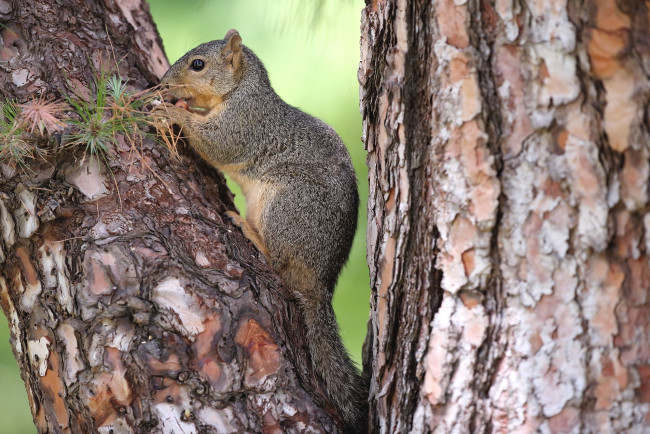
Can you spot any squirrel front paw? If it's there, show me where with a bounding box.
[152,102,192,123]
[225,211,269,258]
[225,210,245,226]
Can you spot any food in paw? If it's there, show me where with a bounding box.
[175,100,190,110]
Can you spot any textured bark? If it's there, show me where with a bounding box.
[361,0,650,432]
[0,1,340,432]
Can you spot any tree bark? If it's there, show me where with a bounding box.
[361,0,650,432]
[0,1,341,432]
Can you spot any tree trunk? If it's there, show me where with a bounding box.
[361,0,650,432]
[0,1,341,432]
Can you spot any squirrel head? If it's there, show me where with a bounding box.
[161,29,246,115]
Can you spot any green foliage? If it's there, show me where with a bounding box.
[106,74,129,105]
[0,70,172,171]
[64,71,163,161]
[0,100,45,171]
[64,91,114,159]
[2,99,20,125]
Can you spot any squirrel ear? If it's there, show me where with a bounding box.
[224,28,239,40]
[222,30,243,71]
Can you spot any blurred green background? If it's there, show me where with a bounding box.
[0,0,367,431]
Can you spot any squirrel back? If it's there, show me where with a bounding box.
[161,31,368,432]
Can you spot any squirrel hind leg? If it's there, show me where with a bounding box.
[276,258,321,298]
[225,211,269,257]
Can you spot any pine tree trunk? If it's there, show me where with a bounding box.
[0,1,340,432]
[361,0,650,432]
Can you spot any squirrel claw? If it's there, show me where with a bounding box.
[151,101,187,117]
[224,210,243,225]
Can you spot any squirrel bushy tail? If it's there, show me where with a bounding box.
[298,292,368,433]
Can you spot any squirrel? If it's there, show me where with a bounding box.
[159,29,368,432]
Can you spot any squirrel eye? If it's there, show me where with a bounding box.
[190,59,205,71]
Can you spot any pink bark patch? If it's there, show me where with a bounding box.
[89,256,112,295]
[495,44,532,157]
[461,248,476,276]
[88,347,133,426]
[15,246,38,286]
[235,319,281,386]
[143,352,182,376]
[436,0,469,48]
[193,314,226,391]
[636,365,650,403]
[548,407,580,433]
[0,45,16,60]
[39,347,69,430]
[594,352,628,410]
